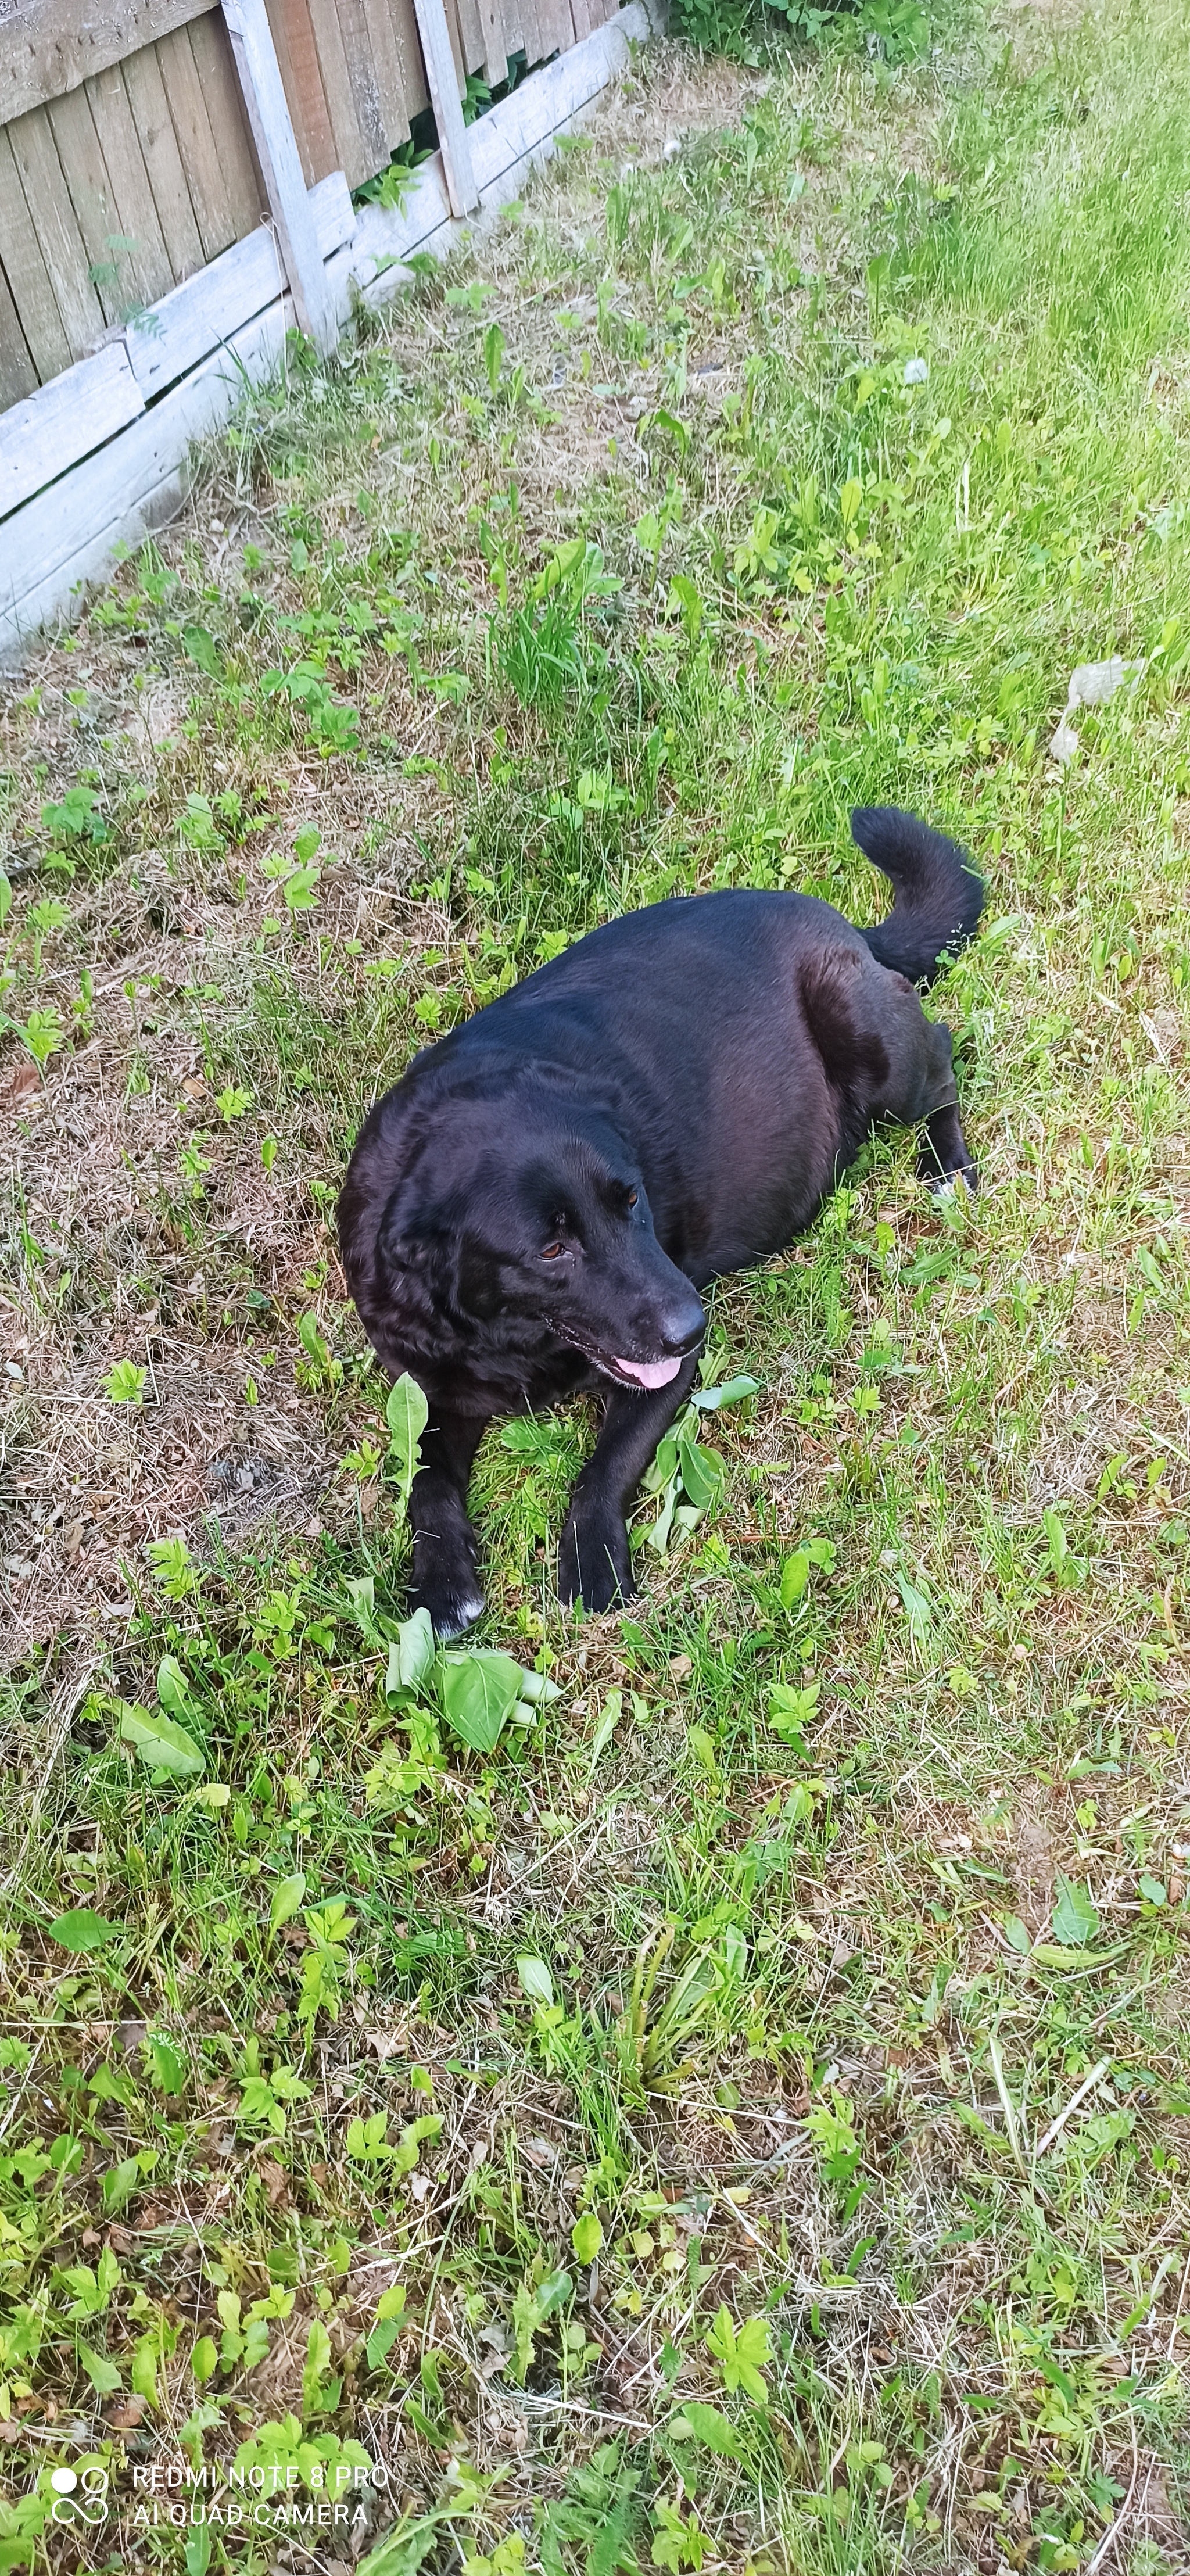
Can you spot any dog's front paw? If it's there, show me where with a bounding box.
[411,1536,485,1639]
[924,1155,978,1196]
[558,1509,635,1615]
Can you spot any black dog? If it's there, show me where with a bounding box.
[339,807,983,1634]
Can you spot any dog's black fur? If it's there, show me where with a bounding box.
[339,807,983,1633]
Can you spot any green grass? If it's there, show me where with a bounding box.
[2,4,1189,2569]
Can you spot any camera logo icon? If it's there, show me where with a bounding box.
[50,2465,110,2528]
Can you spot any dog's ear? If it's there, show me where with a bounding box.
[376,1185,447,1284]
[456,1227,504,1321]
[377,1190,500,1320]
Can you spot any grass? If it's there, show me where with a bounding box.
[1,2,1189,2568]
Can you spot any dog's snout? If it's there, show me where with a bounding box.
[661,1291,706,1356]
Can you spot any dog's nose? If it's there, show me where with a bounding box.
[661,1291,706,1356]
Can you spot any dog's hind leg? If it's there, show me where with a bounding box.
[558,1357,701,1615]
[408,1406,490,1637]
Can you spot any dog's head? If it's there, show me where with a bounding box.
[376,1091,705,1391]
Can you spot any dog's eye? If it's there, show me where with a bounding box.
[541,1242,563,1260]
[626,1188,637,1208]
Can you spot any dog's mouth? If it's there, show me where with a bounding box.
[551,1324,685,1391]
[608,1353,683,1388]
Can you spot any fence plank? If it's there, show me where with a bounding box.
[189,10,267,239]
[44,84,123,329]
[538,0,572,56]
[440,0,466,87]
[221,0,337,347]
[386,0,429,126]
[0,259,40,409]
[156,21,241,258]
[84,63,178,308]
[303,0,367,184]
[6,103,108,360]
[0,125,73,381]
[411,0,476,216]
[357,0,408,152]
[265,0,334,184]
[476,0,508,84]
[453,0,485,78]
[332,0,388,174]
[506,1,531,63]
[121,40,206,281]
[0,0,218,127]
[0,341,144,519]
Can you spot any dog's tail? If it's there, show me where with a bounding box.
[851,805,984,986]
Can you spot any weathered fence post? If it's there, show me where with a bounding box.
[221,0,338,356]
[410,0,479,218]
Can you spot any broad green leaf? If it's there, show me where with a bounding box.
[391,2114,443,2174]
[191,2335,218,2384]
[706,2305,769,2401]
[688,1726,719,1781]
[144,2032,186,2095]
[535,2270,572,2319]
[690,1374,759,1412]
[1139,1873,1167,1907]
[156,1655,198,1722]
[1030,1942,1126,1972]
[269,1873,306,1935]
[185,2524,213,2576]
[101,2157,141,2215]
[48,1907,119,1953]
[182,624,221,675]
[304,2319,332,2387]
[677,1436,722,1513]
[386,1608,436,1695]
[643,1428,680,1496]
[895,1570,933,1641]
[440,1651,522,1753]
[779,1550,809,1606]
[1051,1875,1100,1949]
[77,2344,122,2394]
[366,2315,404,2369]
[668,2400,741,2460]
[588,1689,622,1771]
[386,1373,429,1507]
[571,2213,602,2263]
[769,1679,819,1754]
[515,1667,562,1704]
[517,1954,554,2007]
[120,1702,205,1778]
[103,1358,146,1404]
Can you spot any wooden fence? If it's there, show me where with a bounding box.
[0,0,641,661]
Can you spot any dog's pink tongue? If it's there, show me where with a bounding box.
[615,1354,682,1388]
